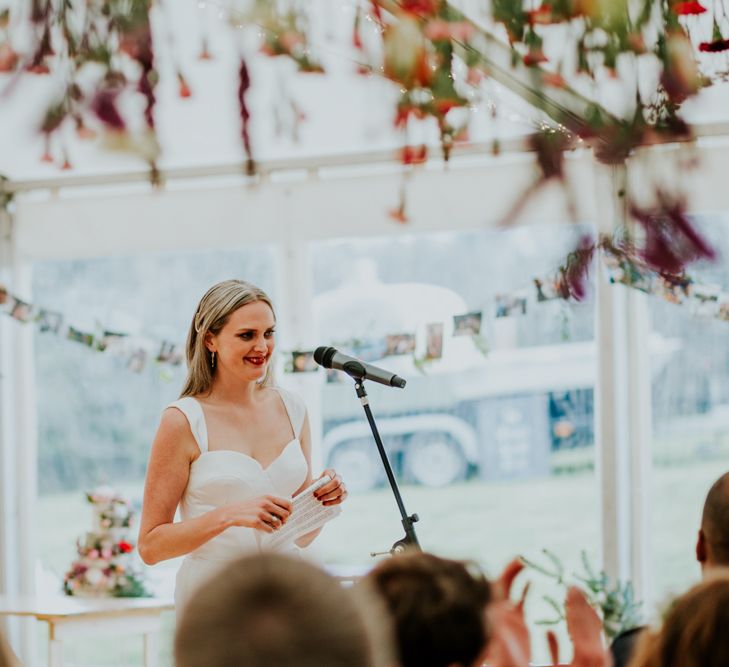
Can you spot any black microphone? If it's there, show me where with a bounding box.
[314,346,407,388]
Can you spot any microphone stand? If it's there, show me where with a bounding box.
[351,378,421,555]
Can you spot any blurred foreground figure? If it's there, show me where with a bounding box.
[362,551,493,667]
[175,553,384,667]
[629,569,729,667]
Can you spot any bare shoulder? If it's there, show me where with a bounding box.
[154,406,199,462]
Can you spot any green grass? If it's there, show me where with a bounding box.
[33,457,729,666]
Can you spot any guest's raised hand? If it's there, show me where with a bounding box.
[313,468,348,506]
[495,558,526,600]
[546,629,560,666]
[486,558,531,667]
[565,586,612,667]
[220,495,292,533]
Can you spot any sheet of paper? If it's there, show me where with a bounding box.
[263,476,341,551]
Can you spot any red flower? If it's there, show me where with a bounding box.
[118,541,133,554]
[0,43,18,72]
[353,8,364,50]
[388,206,409,224]
[699,39,729,52]
[672,1,707,14]
[527,4,555,25]
[198,38,213,61]
[400,144,427,165]
[177,72,192,99]
[401,0,439,16]
[542,71,566,87]
[523,49,549,66]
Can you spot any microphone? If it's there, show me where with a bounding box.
[314,346,407,388]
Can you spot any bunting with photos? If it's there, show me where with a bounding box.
[7,247,729,380]
[0,283,185,374]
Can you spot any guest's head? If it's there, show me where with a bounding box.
[629,569,729,667]
[696,471,729,572]
[362,551,492,667]
[181,279,276,397]
[175,553,375,667]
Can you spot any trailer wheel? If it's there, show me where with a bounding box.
[327,438,385,493]
[405,433,468,487]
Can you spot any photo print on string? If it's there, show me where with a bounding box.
[291,350,318,373]
[425,322,444,360]
[453,311,482,336]
[127,349,147,373]
[97,330,130,354]
[385,333,416,356]
[156,341,184,365]
[36,309,63,334]
[67,326,95,347]
[9,298,35,323]
[495,294,527,318]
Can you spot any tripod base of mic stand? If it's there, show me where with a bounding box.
[370,513,420,557]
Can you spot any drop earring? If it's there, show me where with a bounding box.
[211,351,216,370]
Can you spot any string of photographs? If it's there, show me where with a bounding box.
[1,246,724,376]
[0,285,184,374]
[291,287,566,380]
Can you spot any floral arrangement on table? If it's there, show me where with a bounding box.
[63,485,149,598]
[522,548,642,640]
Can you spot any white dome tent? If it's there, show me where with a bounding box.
[1,0,729,664]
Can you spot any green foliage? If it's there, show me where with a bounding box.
[522,548,643,640]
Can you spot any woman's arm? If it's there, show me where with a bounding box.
[138,408,292,564]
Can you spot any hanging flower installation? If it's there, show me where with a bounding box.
[0,0,161,179]
[3,0,729,272]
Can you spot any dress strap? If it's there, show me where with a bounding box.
[274,387,307,439]
[167,397,209,454]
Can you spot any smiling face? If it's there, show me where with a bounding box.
[206,300,276,382]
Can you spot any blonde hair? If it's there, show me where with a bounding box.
[629,569,729,667]
[180,280,275,398]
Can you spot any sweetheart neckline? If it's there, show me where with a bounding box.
[193,438,299,472]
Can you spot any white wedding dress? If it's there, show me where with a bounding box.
[168,386,308,612]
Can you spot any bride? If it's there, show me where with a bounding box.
[137,279,347,610]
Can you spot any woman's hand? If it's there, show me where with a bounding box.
[313,468,348,506]
[220,495,292,533]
